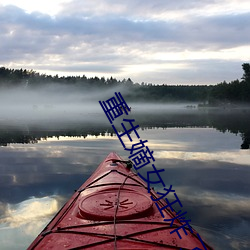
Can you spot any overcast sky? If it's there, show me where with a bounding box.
[0,0,250,85]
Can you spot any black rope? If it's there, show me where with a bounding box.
[30,165,209,250]
[51,225,190,250]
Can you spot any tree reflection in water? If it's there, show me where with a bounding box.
[0,108,249,149]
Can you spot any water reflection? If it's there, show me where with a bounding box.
[156,150,250,166]
[0,108,250,249]
[0,196,62,250]
[0,196,59,228]
[0,107,250,149]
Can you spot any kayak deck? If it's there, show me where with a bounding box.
[28,152,213,249]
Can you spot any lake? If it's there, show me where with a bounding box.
[0,103,250,249]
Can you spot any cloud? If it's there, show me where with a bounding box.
[0,1,250,84]
[3,5,248,49]
[58,0,241,19]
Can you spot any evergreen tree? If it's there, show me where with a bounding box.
[242,63,250,83]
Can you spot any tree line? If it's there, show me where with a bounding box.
[208,63,250,105]
[1,108,249,148]
[0,63,249,104]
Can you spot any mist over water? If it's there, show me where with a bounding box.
[0,84,250,249]
[0,84,198,124]
[1,84,250,149]
[0,85,100,122]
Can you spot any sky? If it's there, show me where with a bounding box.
[0,0,250,85]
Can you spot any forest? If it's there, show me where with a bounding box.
[0,63,250,105]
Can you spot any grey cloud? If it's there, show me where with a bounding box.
[184,13,250,49]
[0,3,249,84]
[59,0,216,18]
[1,4,249,50]
[1,6,250,48]
[38,64,121,74]
[133,59,244,84]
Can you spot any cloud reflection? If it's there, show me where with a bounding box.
[0,196,63,249]
[155,150,250,166]
[152,184,250,249]
[0,196,59,230]
[0,126,249,249]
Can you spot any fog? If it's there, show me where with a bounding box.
[0,85,101,122]
[0,85,197,126]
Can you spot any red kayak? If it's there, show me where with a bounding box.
[28,152,213,249]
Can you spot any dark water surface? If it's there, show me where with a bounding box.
[0,105,250,249]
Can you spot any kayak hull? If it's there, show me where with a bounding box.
[28,152,213,249]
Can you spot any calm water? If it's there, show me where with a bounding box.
[0,105,250,249]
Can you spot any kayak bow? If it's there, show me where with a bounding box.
[28,152,213,249]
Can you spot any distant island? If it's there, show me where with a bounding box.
[0,63,249,105]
